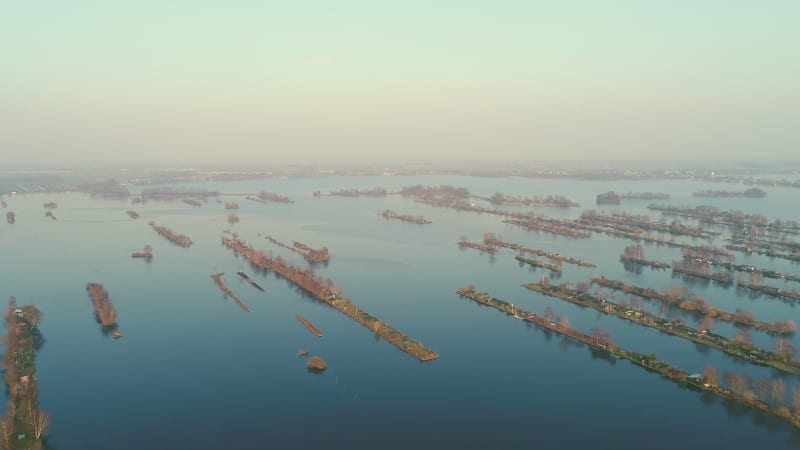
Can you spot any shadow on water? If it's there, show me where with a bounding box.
[672,272,711,289]
[588,346,618,365]
[623,260,644,275]
[718,397,800,444]
[97,320,120,338]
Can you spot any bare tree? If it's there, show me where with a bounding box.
[600,332,615,352]
[544,305,553,323]
[30,409,51,440]
[702,365,718,386]
[773,320,797,334]
[725,372,747,396]
[734,308,755,324]
[693,296,710,313]
[591,327,603,344]
[734,329,753,346]
[773,338,797,362]
[772,378,786,407]
[755,378,771,403]
[557,316,571,330]
[1,415,13,447]
[696,316,715,332]
[664,284,685,299]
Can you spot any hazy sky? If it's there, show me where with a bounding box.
[2,1,798,165]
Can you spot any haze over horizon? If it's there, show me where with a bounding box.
[2,1,798,166]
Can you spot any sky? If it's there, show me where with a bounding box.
[1,1,798,166]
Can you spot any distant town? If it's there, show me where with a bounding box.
[2,161,800,196]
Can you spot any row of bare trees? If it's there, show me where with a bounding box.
[148,222,193,247]
[265,236,330,263]
[705,364,800,414]
[225,236,343,300]
[378,209,431,224]
[254,191,293,203]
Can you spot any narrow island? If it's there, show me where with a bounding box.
[296,314,323,337]
[737,275,800,302]
[693,187,767,198]
[523,279,800,375]
[455,286,800,430]
[590,276,795,334]
[224,202,240,210]
[85,283,122,338]
[1,298,51,449]
[457,238,497,254]
[378,209,432,224]
[473,192,579,207]
[237,271,265,292]
[596,191,621,204]
[315,187,388,197]
[620,192,670,200]
[222,234,439,361]
[620,244,670,270]
[131,244,153,260]
[211,273,250,312]
[580,211,715,239]
[648,204,789,233]
[148,221,193,247]
[266,236,330,263]
[247,191,293,204]
[515,254,561,272]
[182,199,202,207]
[227,213,240,224]
[503,216,591,239]
[483,233,595,267]
[140,187,219,201]
[672,258,733,285]
[126,210,140,219]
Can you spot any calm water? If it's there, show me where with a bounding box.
[2,176,800,449]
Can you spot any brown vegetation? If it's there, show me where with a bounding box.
[296,314,323,337]
[1,298,50,449]
[378,209,431,224]
[266,236,330,263]
[132,244,153,259]
[148,221,193,247]
[222,234,438,361]
[248,191,293,204]
[211,273,250,312]
[307,356,327,372]
[86,283,118,328]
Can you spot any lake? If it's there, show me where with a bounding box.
[2,175,800,449]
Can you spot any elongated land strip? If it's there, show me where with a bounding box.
[222,233,439,361]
